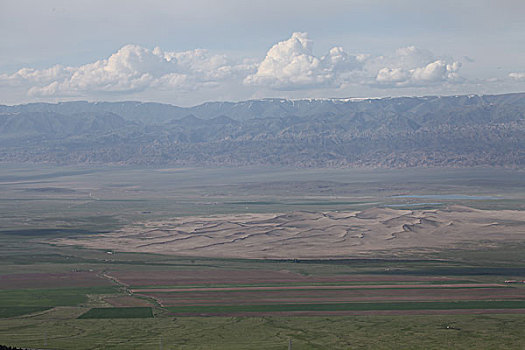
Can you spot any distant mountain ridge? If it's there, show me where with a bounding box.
[0,93,523,167]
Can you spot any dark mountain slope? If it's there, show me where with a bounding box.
[0,93,523,167]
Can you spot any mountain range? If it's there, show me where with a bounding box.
[1,93,523,167]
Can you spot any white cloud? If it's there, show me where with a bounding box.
[0,65,72,87]
[1,44,253,97]
[0,33,468,100]
[367,46,462,87]
[244,32,362,89]
[243,35,463,90]
[509,72,525,81]
[374,60,461,86]
[376,67,409,84]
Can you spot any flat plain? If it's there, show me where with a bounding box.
[1,165,524,349]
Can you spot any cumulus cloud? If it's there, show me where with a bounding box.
[367,46,462,87]
[1,65,73,88]
[244,32,362,89]
[509,72,525,81]
[243,34,463,90]
[0,33,467,99]
[1,44,254,97]
[374,60,461,86]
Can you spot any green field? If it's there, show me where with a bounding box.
[78,307,153,319]
[0,286,119,309]
[0,306,51,318]
[167,300,525,314]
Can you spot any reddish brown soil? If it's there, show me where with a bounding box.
[112,269,454,287]
[145,286,525,307]
[0,271,112,289]
[132,283,504,293]
[104,296,153,307]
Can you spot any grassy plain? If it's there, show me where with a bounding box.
[0,165,524,349]
[1,315,525,349]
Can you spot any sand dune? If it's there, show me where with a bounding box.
[52,206,525,258]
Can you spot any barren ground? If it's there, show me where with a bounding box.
[52,205,525,259]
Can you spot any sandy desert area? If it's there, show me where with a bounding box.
[53,205,525,259]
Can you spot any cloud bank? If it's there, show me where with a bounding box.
[0,32,474,100]
[2,45,254,97]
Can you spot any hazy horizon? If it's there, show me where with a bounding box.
[2,91,525,109]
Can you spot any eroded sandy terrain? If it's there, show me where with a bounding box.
[52,206,525,258]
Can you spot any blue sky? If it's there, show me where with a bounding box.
[1,0,524,106]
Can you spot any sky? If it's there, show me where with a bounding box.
[1,0,524,106]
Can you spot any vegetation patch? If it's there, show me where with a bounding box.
[167,300,525,315]
[0,306,51,318]
[0,286,119,307]
[78,307,153,319]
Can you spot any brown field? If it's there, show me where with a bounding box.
[52,206,525,259]
[110,269,454,287]
[104,296,153,307]
[131,283,505,293]
[139,286,525,307]
[0,271,112,290]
